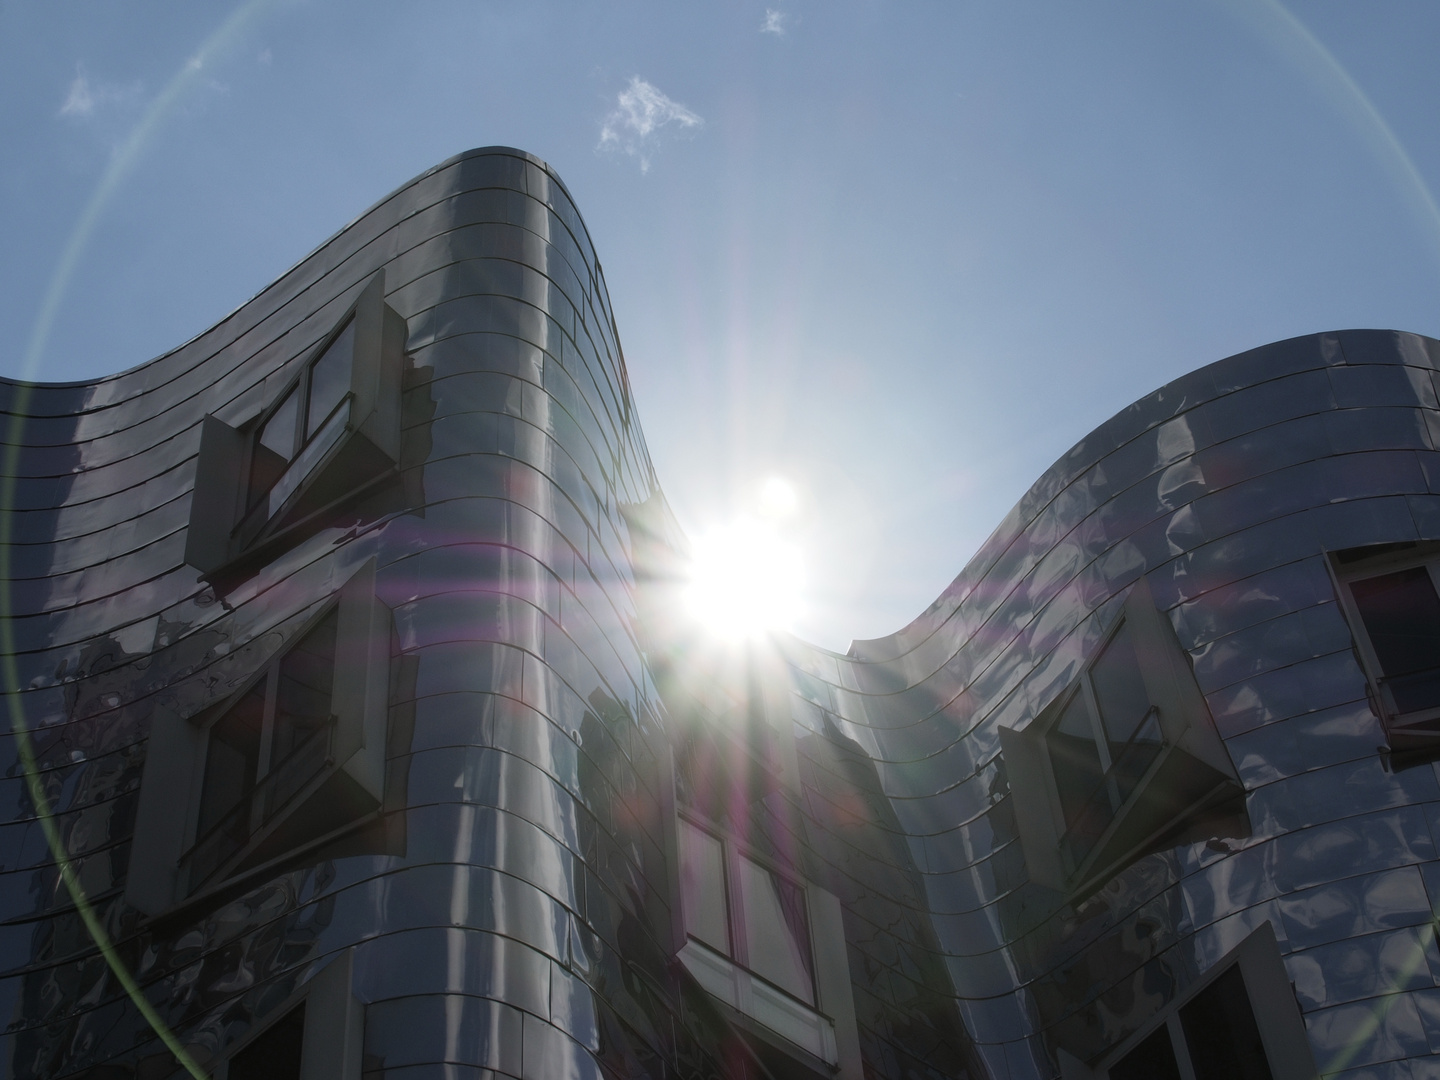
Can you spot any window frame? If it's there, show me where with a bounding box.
[180,601,344,895]
[214,949,363,1080]
[1327,540,1440,751]
[668,806,862,1079]
[127,559,392,916]
[677,814,819,1005]
[241,314,359,522]
[1042,613,1169,876]
[1058,922,1318,1080]
[185,269,406,581]
[1001,577,1245,897]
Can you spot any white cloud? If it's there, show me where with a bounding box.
[761,9,788,36]
[598,76,702,173]
[58,64,139,119]
[59,68,95,117]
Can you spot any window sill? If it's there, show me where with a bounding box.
[678,938,839,1067]
[1381,704,1440,752]
[144,808,383,932]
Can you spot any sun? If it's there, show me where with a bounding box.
[684,515,804,639]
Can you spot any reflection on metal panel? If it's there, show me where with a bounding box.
[0,149,1429,1079]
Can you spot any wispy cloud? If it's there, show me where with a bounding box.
[599,76,702,173]
[58,64,140,119]
[761,9,788,36]
[59,68,96,117]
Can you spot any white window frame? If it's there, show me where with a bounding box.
[1059,923,1318,1080]
[1327,540,1440,751]
[1001,577,1244,897]
[128,559,392,915]
[669,809,863,1080]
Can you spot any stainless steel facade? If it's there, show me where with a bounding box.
[2,147,1438,1079]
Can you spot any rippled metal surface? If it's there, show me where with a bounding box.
[787,328,1440,1078]
[2,147,1437,1079]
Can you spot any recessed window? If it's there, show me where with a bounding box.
[127,560,392,914]
[1001,578,1247,896]
[221,950,364,1080]
[230,1003,305,1080]
[187,609,340,890]
[679,818,816,1006]
[1084,924,1316,1080]
[1046,619,1167,872]
[242,319,359,528]
[186,271,406,581]
[675,816,840,1067]
[1331,542,1440,750]
[1109,965,1269,1080]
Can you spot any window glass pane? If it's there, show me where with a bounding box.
[250,387,299,506]
[1109,711,1163,806]
[265,399,350,521]
[272,609,338,764]
[1048,693,1107,827]
[1179,964,1273,1080]
[1351,567,1440,713]
[678,819,729,955]
[1050,692,1113,868]
[230,1003,305,1080]
[265,609,339,817]
[1109,1025,1182,1080]
[306,320,354,439]
[736,854,814,1005]
[1090,622,1153,749]
[197,681,265,839]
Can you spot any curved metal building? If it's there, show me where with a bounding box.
[1,148,1437,1079]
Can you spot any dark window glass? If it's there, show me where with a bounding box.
[1110,1025,1182,1080]
[1179,964,1272,1080]
[678,818,729,954]
[230,1003,305,1080]
[197,681,265,839]
[249,386,300,508]
[1090,623,1151,748]
[187,604,347,890]
[272,609,337,763]
[737,853,815,1005]
[1048,691,1107,838]
[259,387,300,461]
[1108,709,1163,806]
[265,609,338,816]
[306,320,354,438]
[1351,567,1440,713]
[1049,619,1166,871]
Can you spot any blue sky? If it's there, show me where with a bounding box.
[4,1,1440,651]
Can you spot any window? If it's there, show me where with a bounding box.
[218,950,363,1080]
[243,318,356,525]
[1001,578,1246,896]
[1046,620,1166,873]
[230,1004,306,1080]
[128,560,392,914]
[186,270,406,580]
[1330,541,1440,751]
[674,816,856,1074]
[186,607,341,890]
[1061,924,1318,1080]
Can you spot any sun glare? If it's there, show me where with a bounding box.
[685,515,804,639]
